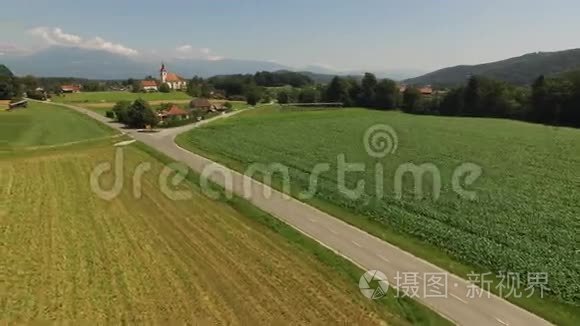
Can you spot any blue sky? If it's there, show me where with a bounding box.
[1,0,579,71]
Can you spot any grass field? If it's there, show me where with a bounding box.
[0,102,115,150]
[68,96,248,116]
[176,106,580,324]
[52,91,192,104]
[1,103,448,324]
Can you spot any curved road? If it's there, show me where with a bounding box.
[54,102,552,326]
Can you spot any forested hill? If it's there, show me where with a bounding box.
[0,64,14,77]
[405,48,580,86]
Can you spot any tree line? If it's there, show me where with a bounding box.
[401,72,580,128]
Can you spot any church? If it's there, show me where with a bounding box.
[160,63,187,90]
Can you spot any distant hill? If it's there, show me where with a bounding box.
[0,46,293,79]
[1,46,422,82]
[0,64,13,77]
[405,48,580,86]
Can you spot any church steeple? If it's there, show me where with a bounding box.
[160,62,168,83]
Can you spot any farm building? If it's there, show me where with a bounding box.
[158,105,190,121]
[141,80,158,92]
[60,84,81,93]
[190,98,212,110]
[160,63,187,90]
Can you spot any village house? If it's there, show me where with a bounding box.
[190,98,228,112]
[158,104,191,122]
[60,84,81,93]
[190,98,212,110]
[141,80,158,92]
[160,63,187,90]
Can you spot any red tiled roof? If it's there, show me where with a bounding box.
[165,73,184,82]
[61,84,81,91]
[161,105,189,116]
[141,80,158,87]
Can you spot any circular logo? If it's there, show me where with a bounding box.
[359,270,389,299]
[364,124,398,158]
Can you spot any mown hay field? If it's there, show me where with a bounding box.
[0,135,448,324]
[176,106,580,324]
[0,102,115,150]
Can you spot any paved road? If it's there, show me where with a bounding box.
[55,102,552,326]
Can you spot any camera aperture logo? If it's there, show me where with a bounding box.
[364,124,398,158]
[359,270,389,300]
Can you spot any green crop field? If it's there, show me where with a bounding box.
[1,103,447,324]
[53,91,192,104]
[0,102,115,150]
[176,106,580,325]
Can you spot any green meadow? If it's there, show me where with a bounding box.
[53,91,192,104]
[0,102,115,150]
[177,106,580,325]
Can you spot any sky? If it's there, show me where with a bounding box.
[1,0,579,72]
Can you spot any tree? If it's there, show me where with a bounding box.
[360,72,378,107]
[245,87,261,106]
[125,99,158,128]
[438,87,465,116]
[131,80,141,93]
[374,79,399,109]
[19,75,39,92]
[402,87,422,113]
[298,88,319,103]
[463,76,482,116]
[159,83,171,93]
[325,76,352,105]
[346,78,362,106]
[200,83,212,98]
[277,91,290,104]
[112,100,132,124]
[0,76,15,100]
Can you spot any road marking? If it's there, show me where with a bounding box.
[377,254,390,263]
[495,317,509,325]
[450,293,468,304]
[351,240,363,248]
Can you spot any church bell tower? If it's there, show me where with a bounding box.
[160,63,168,83]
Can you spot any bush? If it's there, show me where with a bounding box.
[105,110,115,119]
[159,83,171,93]
[224,102,233,109]
[26,90,47,101]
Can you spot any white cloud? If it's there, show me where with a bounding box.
[176,44,193,52]
[29,26,138,56]
[174,44,223,61]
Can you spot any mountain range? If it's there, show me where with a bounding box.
[405,48,580,86]
[0,46,422,81]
